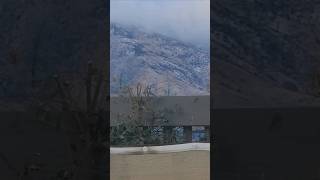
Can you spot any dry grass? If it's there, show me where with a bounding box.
[111,150,210,180]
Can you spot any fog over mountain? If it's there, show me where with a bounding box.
[110,0,210,49]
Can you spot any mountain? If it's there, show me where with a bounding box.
[110,23,210,96]
[0,0,108,110]
[212,0,320,108]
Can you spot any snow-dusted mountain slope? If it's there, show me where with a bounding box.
[110,23,210,96]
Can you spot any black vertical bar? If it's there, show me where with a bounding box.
[210,0,214,179]
[106,0,110,179]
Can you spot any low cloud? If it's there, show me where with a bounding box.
[111,0,210,49]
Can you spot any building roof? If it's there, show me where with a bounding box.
[110,96,210,126]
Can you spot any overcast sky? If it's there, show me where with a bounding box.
[111,0,210,49]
